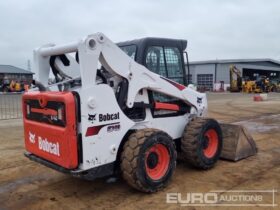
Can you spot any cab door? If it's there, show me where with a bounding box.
[144,46,188,117]
[145,46,185,85]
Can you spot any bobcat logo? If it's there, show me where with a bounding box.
[29,132,36,144]
[88,114,96,123]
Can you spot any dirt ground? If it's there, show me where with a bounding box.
[0,93,279,210]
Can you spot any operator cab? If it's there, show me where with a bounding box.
[117,37,189,86]
[117,38,190,119]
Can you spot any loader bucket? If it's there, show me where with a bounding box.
[220,124,257,161]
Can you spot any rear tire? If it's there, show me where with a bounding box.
[181,118,223,169]
[120,128,176,192]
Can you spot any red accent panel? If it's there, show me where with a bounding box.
[86,123,119,137]
[31,107,58,116]
[22,91,78,169]
[154,102,180,111]
[161,77,186,90]
[86,125,104,137]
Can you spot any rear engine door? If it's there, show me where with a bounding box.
[22,92,78,169]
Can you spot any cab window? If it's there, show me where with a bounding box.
[145,46,184,83]
[164,47,184,84]
[145,46,167,77]
[145,46,185,103]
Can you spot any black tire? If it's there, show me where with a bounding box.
[120,128,177,193]
[181,118,223,169]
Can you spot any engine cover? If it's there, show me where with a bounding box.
[22,91,78,169]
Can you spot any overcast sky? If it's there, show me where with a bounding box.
[0,0,279,70]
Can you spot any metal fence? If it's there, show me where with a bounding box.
[0,93,22,120]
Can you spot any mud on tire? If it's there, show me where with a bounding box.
[181,118,223,169]
[120,128,177,193]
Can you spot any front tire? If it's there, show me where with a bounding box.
[181,118,223,169]
[120,129,177,192]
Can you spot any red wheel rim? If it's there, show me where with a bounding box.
[145,144,170,180]
[203,129,218,158]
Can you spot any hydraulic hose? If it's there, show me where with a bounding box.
[32,80,49,91]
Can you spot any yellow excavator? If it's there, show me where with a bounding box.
[243,76,271,93]
[229,65,273,93]
[270,78,280,92]
[242,77,256,93]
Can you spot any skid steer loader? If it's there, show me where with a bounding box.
[23,33,256,192]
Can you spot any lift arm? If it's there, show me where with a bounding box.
[34,33,207,116]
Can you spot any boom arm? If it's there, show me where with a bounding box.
[34,33,207,116]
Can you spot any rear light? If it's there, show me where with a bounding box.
[26,104,30,115]
[57,107,64,121]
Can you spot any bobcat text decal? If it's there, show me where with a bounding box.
[99,112,119,122]
[38,136,60,156]
[88,112,120,123]
[28,131,60,156]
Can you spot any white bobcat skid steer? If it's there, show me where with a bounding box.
[23,33,224,192]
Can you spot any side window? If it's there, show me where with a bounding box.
[152,92,174,103]
[145,47,167,77]
[145,46,185,104]
[164,47,184,84]
[145,46,169,103]
[164,47,183,77]
[145,46,184,83]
